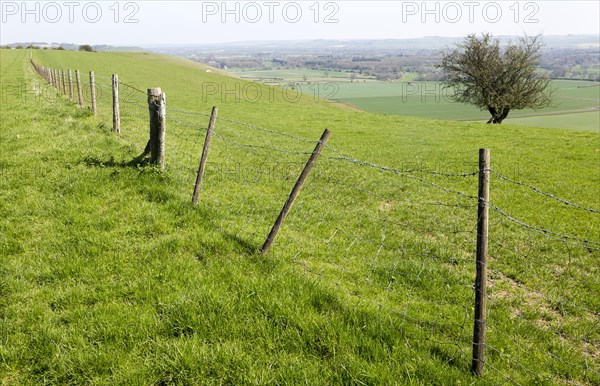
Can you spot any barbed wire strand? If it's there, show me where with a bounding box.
[490,203,600,249]
[492,170,599,214]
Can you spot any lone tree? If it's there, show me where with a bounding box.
[79,44,94,52]
[440,34,552,124]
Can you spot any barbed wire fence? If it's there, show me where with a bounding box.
[30,58,599,384]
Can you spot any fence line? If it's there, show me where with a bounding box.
[29,58,599,385]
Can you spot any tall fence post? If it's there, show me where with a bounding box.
[112,74,121,134]
[261,129,332,255]
[75,70,83,107]
[472,148,490,377]
[192,106,218,205]
[89,71,97,116]
[148,88,166,169]
[68,70,74,100]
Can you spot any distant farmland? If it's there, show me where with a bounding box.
[326,79,599,131]
[230,68,599,131]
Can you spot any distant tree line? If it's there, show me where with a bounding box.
[190,46,599,82]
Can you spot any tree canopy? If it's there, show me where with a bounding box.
[79,45,94,52]
[440,34,553,124]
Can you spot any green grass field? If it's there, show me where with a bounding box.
[1,49,599,384]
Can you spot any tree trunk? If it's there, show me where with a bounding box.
[486,106,510,124]
[496,107,510,124]
[486,107,497,124]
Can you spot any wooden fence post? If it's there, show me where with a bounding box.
[68,70,74,100]
[75,70,83,107]
[61,70,67,95]
[112,74,121,134]
[472,148,490,377]
[192,106,218,205]
[89,71,97,116]
[261,129,332,255]
[148,88,166,169]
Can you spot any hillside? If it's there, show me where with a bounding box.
[1,48,599,385]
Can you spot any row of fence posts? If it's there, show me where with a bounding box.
[30,60,166,169]
[30,59,96,116]
[30,57,490,378]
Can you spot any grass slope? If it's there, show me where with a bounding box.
[1,49,599,385]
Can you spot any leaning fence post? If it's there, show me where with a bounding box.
[192,106,218,205]
[112,74,121,134]
[261,129,332,255]
[89,71,97,116]
[148,88,166,169]
[472,148,490,377]
[68,70,74,100]
[75,70,83,107]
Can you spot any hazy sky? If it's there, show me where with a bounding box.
[1,0,599,45]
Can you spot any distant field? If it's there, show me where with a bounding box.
[330,80,600,130]
[230,70,599,130]
[508,110,600,131]
[230,68,422,83]
[230,68,377,83]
